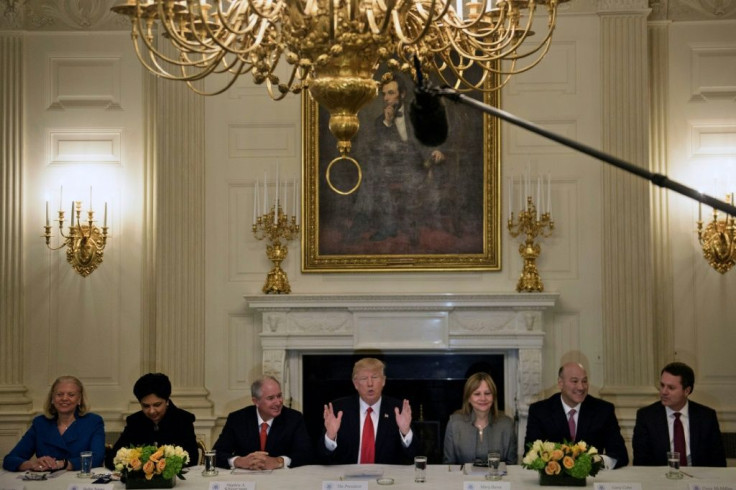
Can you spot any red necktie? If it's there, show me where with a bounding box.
[260,422,268,451]
[360,407,375,464]
[568,409,577,441]
[673,412,687,466]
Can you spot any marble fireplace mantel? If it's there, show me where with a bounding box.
[245,293,557,428]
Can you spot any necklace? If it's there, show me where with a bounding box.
[475,421,488,442]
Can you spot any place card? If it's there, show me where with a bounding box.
[322,481,369,490]
[66,484,110,490]
[594,484,642,490]
[209,482,256,489]
[463,481,511,490]
[688,483,736,490]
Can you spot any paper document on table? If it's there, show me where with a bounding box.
[230,468,273,474]
[463,462,507,476]
[342,466,385,479]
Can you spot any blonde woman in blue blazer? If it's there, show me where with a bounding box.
[3,376,105,472]
[443,372,517,465]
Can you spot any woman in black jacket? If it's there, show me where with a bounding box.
[107,373,199,469]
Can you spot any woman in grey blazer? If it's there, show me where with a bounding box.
[443,372,517,464]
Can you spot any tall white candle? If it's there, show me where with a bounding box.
[283,179,288,218]
[104,202,108,227]
[59,185,63,211]
[90,186,93,211]
[292,178,297,216]
[507,177,512,216]
[46,201,50,226]
[536,176,540,215]
[253,179,258,223]
[263,172,267,213]
[71,202,75,227]
[276,163,280,207]
[547,174,551,215]
[296,179,300,225]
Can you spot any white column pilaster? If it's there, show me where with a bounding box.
[0,33,31,412]
[597,1,658,415]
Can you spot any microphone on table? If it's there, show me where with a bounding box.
[409,56,449,147]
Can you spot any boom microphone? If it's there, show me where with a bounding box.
[409,57,449,147]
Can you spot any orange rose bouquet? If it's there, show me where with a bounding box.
[114,445,189,482]
[521,440,604,480]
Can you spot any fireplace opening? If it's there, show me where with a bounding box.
[301,353,506,463]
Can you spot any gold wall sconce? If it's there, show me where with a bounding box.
[697,194,736,274]
[42,187,109,277]
[508,173,554,292]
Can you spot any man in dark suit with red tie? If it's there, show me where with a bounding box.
[321,357,417,464]
[633,362,726,467]
[524,362,629,469]
[212,376,314,469]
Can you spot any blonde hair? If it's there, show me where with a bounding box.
[352,358,386,379]
[460,372,499,419]
[43,375,89,418]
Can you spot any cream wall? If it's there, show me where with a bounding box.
[1,0,736,459]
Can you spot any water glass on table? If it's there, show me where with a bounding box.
[78,451,93,477]
[414,455,427,483]
[202,450,218,476]
[666,451,683,479]
[486,451,502,480]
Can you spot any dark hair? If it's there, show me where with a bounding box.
[662,362,695,393]
[133,373,172,401]
[380,76,407,98]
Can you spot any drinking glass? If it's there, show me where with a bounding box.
[486,451,502,480]
[78,451,93,477]
[414,455,427,483]
[202,450,218,476]
[666,451,683,479]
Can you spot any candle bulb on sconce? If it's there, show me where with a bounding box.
[42,188,110,277]
[508,173,554,292]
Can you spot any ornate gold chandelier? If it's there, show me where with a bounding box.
[112,0,567,155]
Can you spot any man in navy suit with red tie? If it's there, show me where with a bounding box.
[321,357,417,464]
[633,362,726,467]
[212,376,314,469]
[524,362,629,469]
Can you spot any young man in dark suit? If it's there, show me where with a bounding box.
[633,362,726,467]
[524,362,629,469]
[321,357,417,464]
[212,376,314,469]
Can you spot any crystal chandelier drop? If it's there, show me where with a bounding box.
[112,0,567,158]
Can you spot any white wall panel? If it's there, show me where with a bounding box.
[47,56,122,110]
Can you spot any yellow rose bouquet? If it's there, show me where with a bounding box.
[521,440,604,486]
[114,445,189,489]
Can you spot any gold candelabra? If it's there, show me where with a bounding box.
[252,175,300,294]
[42,192,109,277]
[508,192,554,292]
[697,194,736,274]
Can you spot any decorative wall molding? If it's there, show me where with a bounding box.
[47,129,121,165]
[227,122,297,159]
[689,121,736,157]
[689,44,736,101]
[47,56,122,111]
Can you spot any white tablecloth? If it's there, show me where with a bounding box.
[2,464,735,489]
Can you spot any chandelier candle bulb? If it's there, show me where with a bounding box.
[104,202,107,228]
[547,174,551,215]
[283,180,288,220]
[508,177,512,215]
[59,185,63,210]
[89,186,93,211]
[263,172,268,214]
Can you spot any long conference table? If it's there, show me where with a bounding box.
[1,464,735,489]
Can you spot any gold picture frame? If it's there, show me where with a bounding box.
[301,74,500,272]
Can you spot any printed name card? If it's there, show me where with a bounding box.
[322,481,369,490]
[67,484,111,490]
[463,481,511,490]
[594,484,642,490]
[688,484,736,490]
[209,481,256,490]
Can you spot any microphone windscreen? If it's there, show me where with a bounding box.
[409,90,449,147]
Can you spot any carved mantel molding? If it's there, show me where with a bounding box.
[246,293,557,443]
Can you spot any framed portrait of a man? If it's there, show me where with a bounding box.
[301,72,500,272]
